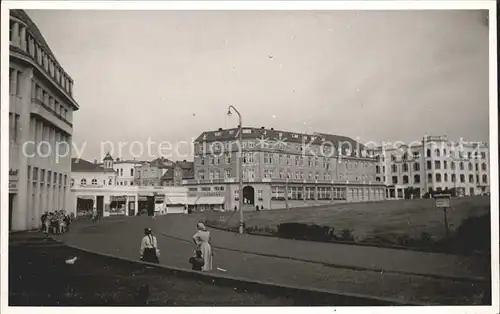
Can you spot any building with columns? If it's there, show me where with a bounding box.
[9,10,78,231]
[375,135,490,199]
[183,127,386,211]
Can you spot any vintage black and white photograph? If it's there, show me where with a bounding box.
[1,0,498,311]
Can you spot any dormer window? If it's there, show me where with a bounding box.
[215,132,222,136]
[243,129,251,134]
[292,134,299,139]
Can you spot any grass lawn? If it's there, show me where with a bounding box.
[205,196,490,243]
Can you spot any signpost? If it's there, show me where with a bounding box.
[435,194,451,238]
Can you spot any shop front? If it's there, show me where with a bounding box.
[76,195,95,217]
[109,195,127,216]
[138,194,154,216]
[154,194,166,215]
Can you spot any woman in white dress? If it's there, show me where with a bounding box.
[192,222,212,271]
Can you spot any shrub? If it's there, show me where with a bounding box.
[277,223,334,241]
[277,222,309,240]
[339,228,354,241]
[452,214,490,253]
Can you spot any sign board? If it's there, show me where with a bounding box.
[435,194,451,208]
[9,168,18,192]
[110,195,127,202]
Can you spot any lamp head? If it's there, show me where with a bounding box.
[227,109,232,116]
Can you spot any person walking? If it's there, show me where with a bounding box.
[192,222,212,271]
[140,228,160,264]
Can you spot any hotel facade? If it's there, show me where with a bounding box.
[375,135,490,199]
[183,127,386,211]
[9,10,78,231]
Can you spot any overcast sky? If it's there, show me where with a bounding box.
[25,9,489,161]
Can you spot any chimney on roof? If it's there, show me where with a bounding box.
[270,128,274,130]
[261,126,265,129]
[116,157,120,162]
[218,127,223,131]
[183,159,186,162]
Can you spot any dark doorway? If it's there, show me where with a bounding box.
[139,196,155,216]
[9,193,15,231]
[96,196,104,217]
[243,186,255,205]
[128,200,135,216]
[146,196,155,216]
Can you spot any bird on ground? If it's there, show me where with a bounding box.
[65,256,78,265]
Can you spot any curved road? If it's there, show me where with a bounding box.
[56,215,490,305]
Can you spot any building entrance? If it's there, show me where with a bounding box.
[243,186,255,205]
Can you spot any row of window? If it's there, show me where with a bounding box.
[196,168,374,182]
[10,19,73,96]
[73,178,133,187]
[9,68,22,96]
[27,166,67,186]
[28,117,71,157]
[425,160,487,172]
[32,80,70,123]
[378,149,487,162]
[376,161,488,174]
[188,186,226,192]
[116,168,134,177]
[197,140,373,158]
[382,173,489,185]
[424,148,486,160]
[201,152,374,169]
[8,113,20,143]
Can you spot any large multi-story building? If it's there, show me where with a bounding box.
[8,10,79,231]
[183,127,386,210]
[375,135,490,199]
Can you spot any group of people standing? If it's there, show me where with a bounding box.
[139,222,213,272]
[41,210,73,234]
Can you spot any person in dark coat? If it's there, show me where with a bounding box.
[140,228,160,263]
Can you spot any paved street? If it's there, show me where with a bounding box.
[55,215,490,305]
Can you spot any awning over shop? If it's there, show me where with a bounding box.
[165,196,187,205]
[155,194,165,203]
[196,196,225,205]
[77,195,95,200]
[165,196,198,205]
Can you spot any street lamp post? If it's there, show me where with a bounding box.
[227,105,244,234]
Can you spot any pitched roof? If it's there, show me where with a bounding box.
[113,160,145,165]
[149,157,175,169]
[194,127,326,145]
[176,161,194,179]
[193,127,373,158]
[72,158,116,173]
[103,152,113,161]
